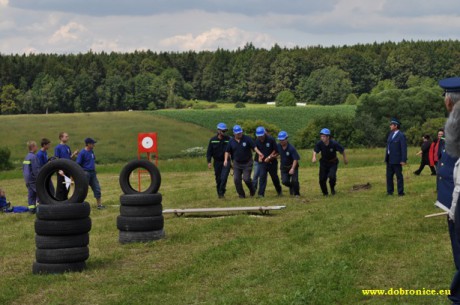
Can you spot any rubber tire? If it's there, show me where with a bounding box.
[32,261,86,274]
[36,159,88,204]
[120,204,163,217]
[119,159,161,194]
[119,193,162,206]
[35,218,92,236]
[116,215,164,231]
[35,234,89,249]
[119,229,165,244]
[36,247,89,264]
[36,202,90,220]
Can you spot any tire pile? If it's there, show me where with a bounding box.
[117,160,164,244]
[33,159,90,274]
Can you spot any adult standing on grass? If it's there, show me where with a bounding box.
[414,135,436,176]
[312,128,348,196]
[76,138,104,209]
[436,77,460,305]
[206,123,231,199]
[255,126,282,198]
[277,131,300,197]
[384,118,407,196]
[429,128,445,169]
[54,132,79,200]
[224,125,262,198]
[23,141,39,213]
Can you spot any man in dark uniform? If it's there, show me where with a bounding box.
[312,128,348,196]
[385,118,407,196]
[277,131,300,197]
[54,132,79,200]
[224,125,262,198]
[435,77,460,305]
[206,123,231,199]
[255,126,282,198]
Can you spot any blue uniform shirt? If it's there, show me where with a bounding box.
[436,149,459,210]
[36,149,48,167]
[256,135,278,158]
[76,148,96,171]
[314,140,344,163]
[226,135,255,163]
[23,152,40,184]
[278,143,300,169]
[55,144,72,159]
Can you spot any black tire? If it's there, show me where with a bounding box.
[36,247,89,264]
[36,159,88,204]
[119,159,161,194]
[120,204,163,217]
[36,202,90,220]
[119,193,162,206]
[35,218,92,236]
[35,234,89,249]
[119,229,165,244]
[116,215,164,232]
[32,261,86,274]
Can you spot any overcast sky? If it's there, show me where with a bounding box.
[1,0,460,54]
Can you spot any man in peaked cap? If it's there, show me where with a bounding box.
[385,118,407,196]
[437,77,460,305]
[206,123,231,199]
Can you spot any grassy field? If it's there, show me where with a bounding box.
[0,147,455,305]
[0,111,213,165]
[156,104,356,139]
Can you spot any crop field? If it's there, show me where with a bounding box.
[155,104,356,137]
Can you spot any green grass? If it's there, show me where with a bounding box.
[0,148,454,305]
[156,104,356,138]
[0,111,213,165]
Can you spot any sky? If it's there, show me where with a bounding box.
[1,0,460,54]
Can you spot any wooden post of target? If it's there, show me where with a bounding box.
[137,133,158,192]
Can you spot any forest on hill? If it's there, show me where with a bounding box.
[0,40,458,115]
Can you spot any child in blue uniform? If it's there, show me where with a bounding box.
[23,141,40,213]
[54,132,79,200]
[77,138,104,209]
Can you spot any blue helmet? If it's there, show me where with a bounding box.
[278,131,288,141]
[255,126,265,137]
[320,128,331,136]
[233,125,243,134]
[217,122,227,131]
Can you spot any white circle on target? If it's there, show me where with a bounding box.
[142,136,154,149]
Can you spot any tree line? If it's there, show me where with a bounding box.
[1,40,459,115]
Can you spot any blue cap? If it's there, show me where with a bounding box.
[85,137,97,144]
[390,118,401,126]
[233,125,243,134]
[278,131,288,141]
[255,126,265,137]
[217,122,227,131]
[320,128,331,136]
[439,77,460,93]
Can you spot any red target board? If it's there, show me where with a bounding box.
[138,133,157,153]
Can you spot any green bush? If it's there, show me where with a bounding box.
[235,102,246,108]
[405,117,447,146]
[293,114,370,149]
[275,90,297,107]
[192,103,218,110]
[0,147,14,170]
[236,119,280,139]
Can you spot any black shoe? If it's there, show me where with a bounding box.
[250,189,255,197]
[431,173,437,176]
[413,171,420,176]
[218,194,225,199]
[29,208,36,214]
[331,190,336,195]
[239,195,246,199]
[97,205,106,210]
[387,193,393,196]
[398,193,405,197]
[323,193,329,196]
[277,192,282,197]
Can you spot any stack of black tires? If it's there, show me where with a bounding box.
[33,159,90,274]
[117,160,164,244]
